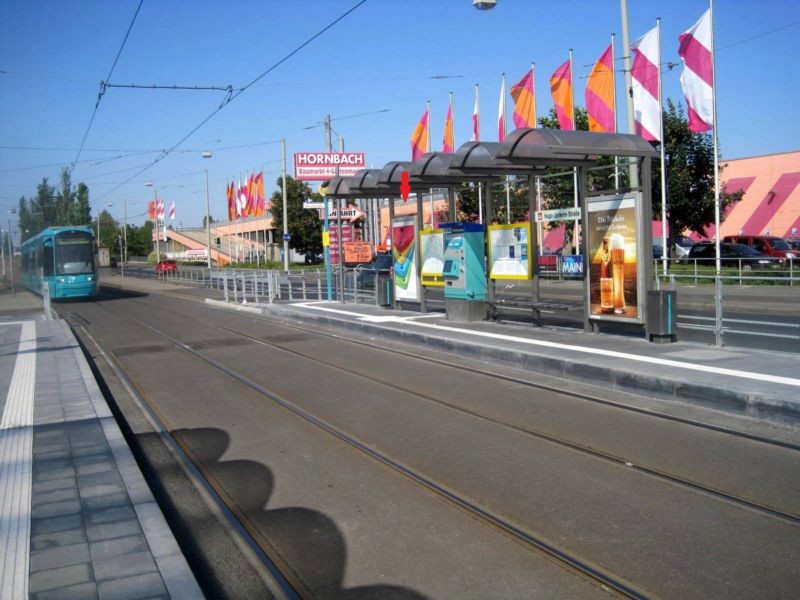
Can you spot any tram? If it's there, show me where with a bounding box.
[20,226,99,299]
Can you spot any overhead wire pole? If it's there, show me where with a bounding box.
[620,0,639,189]
[282,139,289,272]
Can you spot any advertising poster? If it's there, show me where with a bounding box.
[487,223,532,280]
[420,229,444,287]
[587,195,640,321]
[392,216,420,301]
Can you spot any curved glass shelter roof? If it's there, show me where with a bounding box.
[497,128,658,163]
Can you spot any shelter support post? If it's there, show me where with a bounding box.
[485,182,496,321]
[579,166,595,334]
[528,176,541,326]
[388,197,397,309]
[416,192,427,313]
[641,156,655,340]
[448,187,457,222]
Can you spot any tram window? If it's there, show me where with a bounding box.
[43,240,54,276]
[56,232,95,275]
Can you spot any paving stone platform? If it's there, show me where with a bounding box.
[0,310,203,600]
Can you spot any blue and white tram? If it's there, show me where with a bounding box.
[20,227,99,299]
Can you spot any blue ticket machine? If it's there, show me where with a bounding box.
[441,222,487,321]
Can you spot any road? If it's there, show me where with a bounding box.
[58,283,800,598]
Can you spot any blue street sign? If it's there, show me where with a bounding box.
[283,233,291,242]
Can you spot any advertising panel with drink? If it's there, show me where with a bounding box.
[587,195,641,321]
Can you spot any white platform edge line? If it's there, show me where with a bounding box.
[295,303,800,388]
[0,320,36,600]
[60,320,203,599]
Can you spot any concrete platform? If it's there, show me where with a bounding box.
[0,291,202,600]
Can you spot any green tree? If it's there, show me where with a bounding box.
[69,182,91,226]
[269,176,322,258]
[93,209,118,249]
[653,100,741,251]
[56,168,75,225]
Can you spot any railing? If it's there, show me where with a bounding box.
[153,262,799,352]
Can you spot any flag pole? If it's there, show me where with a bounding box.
[531,62,537,126]
[570,49,579,252]
[475,83,483,224]
[501,73,511,223]
[710,0,720,275]
[611,34,620,190]
[427,99,433,228]
[657,18,668,277]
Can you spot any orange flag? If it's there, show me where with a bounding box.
[410,107,429,160]
[510,67,536,129]
[549,58,574,130]
[442,94,454,153]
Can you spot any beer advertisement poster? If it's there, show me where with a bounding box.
[487,223,532,280]
[587,196,640,321]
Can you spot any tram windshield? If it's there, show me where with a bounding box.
[56,232,96,275]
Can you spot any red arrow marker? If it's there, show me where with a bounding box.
[400,170,411,202]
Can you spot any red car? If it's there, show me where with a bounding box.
[155,259,178,274]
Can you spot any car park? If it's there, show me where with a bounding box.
[155,259,178,274]
[688,242,776,270]
[721,235,796,260]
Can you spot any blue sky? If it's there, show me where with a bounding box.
[2,0,799,232]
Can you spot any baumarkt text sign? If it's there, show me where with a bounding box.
[294,152,366,180]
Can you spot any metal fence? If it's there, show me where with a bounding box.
[155,263,799,352]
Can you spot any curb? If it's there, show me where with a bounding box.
[204,299,800,427]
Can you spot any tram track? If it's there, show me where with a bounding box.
[74,295,647,598]
[65,292,800,597]
[127,294,800,525]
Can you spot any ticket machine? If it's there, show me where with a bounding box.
[441,222,487,320]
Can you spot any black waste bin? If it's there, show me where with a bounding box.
[376,273,393,307]
[647,289,677,343]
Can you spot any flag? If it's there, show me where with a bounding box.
[254,171,265,216]
[630,26,661,141]
[549,59,574,130]
[585,44,615,133]
[148,201,156,220]
[497,75,507,141]
[472,84,480,141]
[245,174,255,217]
[410,108,429,160]
[510,68,536,129]
[156,199,164,220]
[442,96,455,153]
[169,201,175,220]
[237,179,247,218]
[227,181,236,221]
[678,8,714,132]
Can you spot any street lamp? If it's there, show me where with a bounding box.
[145,182,160,260]
[202,151,213,268]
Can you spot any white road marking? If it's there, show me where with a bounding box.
[0,320,36,599]
[293,303,800,388]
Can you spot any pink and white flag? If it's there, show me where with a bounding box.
[630,26,661,141]
[472,84,480,142]
[678,8,714,132]
[497,75,506,142]
[156,199,164,220]
[169,201,175,220]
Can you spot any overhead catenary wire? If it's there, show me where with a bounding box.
[69,0,144,175]
[93,0,367,204]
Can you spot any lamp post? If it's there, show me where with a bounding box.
[202,151,213,268]
[7,209,16,294]
[145,182,160,260]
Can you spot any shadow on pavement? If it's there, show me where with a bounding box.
[173,427,428,600]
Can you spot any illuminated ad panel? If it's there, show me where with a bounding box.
[587,195,642,322]
[391,216,420,301]
[487,222,532,280]
[420,228,444,287]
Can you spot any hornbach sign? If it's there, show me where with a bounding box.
[294,152,366,180]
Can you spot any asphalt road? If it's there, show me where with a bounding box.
[59,283,800,598]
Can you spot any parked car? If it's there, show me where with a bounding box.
[688,242,776,270]
[674,236,695,262]
[304,252,323,265]
[356,253,393,288]
[155,259,178,274]
[109,256,118,268]
[785,238,800,252]
[721,235,797,260]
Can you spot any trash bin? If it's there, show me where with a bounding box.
[376,273,393,307]
[647,289,677,343]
